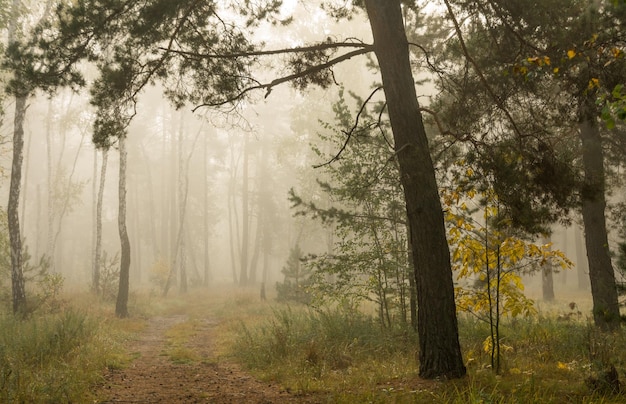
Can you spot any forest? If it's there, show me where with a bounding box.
[0,0,626,402]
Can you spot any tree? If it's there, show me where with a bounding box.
[364,0,465,378]
[442,162,571,374]
[433,0,625,330]
[291,89,414,328]
[115,135,130,318]
[92,148,108,293]
[6,0,28,314]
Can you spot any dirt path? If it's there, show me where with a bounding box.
[96,315,318,403]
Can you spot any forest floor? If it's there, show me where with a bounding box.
[95,313,321,403]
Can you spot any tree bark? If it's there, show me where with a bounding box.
[93,148,108,293]
[8,94,27,315]
[579,101,620,330]
[364,0,465,379]
[116,136,131,318]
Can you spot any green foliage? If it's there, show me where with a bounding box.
[600,84,626,129]
[0,310,122,403]
[276,245,312,304]
[291,89,413,327]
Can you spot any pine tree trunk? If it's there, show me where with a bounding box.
[116,136,131,318]
[364,0,465,379]
[8,94,27,314]
[579,102,620,330]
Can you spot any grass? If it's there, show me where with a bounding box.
[3,284,625,403]
[163,320,201,364]
[209,288,626,403]
[0,297,134,403]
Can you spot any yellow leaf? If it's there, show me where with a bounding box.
[543,56,551,66]
[567,49,576,59]
[553,67,559,74]
[588,78,600,89]
[557,361,569,370]
[612,47,623,58]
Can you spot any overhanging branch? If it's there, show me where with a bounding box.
[191,47,373,111]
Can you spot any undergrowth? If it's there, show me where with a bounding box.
[226,295,626,403]
[0,307,129,403]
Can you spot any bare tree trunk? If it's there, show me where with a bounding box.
[364,0,465,378]
[579,100,620,330]
[93,149,108,293]
[91,149,98,289]
[203,129,210,287]
[116,136,131,318]
[575,224,590,291]
[239,131,250,286]
[46,100,54,265]
[20,127,32,236]
[541,234,555,301]
[227,139,241,284]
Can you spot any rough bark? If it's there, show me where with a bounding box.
[364,0,465,379]
[579,101,620,330]
[9,94,27,315]
[116,136,131,318]
[8,0,28,315]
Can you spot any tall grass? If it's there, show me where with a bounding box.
[228,296,626,403]
[0,308,127,403]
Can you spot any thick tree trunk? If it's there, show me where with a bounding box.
[9,94,27,314]
[116,136,131,318]
[364,0,465,379]
[579,104,620,330]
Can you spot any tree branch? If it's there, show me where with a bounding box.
[442,0,523,138]
[314,86,384,168]
[162,41,373,59]
[191,47,373,111]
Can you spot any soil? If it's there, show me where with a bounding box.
[95,315,320,403]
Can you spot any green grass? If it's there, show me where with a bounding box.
[3,285,623,403]
[0,307,130,403]
[220,291,626,403]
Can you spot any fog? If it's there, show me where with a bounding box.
[0,1,620,305]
